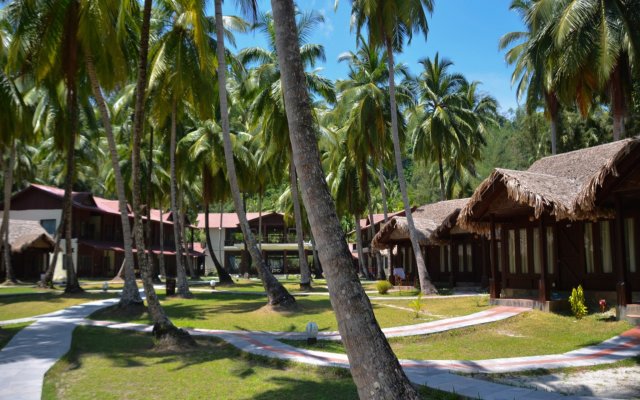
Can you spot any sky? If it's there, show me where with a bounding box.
[218,0,525,113]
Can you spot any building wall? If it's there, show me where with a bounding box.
[9,209,62,234]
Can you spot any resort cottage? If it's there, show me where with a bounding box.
[0,218,55,281]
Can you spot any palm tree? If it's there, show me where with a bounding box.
[83,0,143,307]
[499,0,562,154]
[409,53,475,202]
[270,0,420,397]
[130,0,193,345]
[552,0,640,140]
[214,0,295,307]
[347,0,437,295]
[240,10,335,290]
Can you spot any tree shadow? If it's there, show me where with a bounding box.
[250,376,358,400]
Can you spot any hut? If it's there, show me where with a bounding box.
[371,198,486,287]
[0,218,55,281]
[458,138,640,319]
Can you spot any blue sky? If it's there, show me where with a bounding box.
[219,0,525,113]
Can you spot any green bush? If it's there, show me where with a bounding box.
[408,293,423,318]
[569,285,588,319]
[376,280,393,294]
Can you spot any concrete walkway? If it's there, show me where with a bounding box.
[0,298,119,400]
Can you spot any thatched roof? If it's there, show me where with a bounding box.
[459,138,638,233]
[372,198,468,250]
[0,219,55,253]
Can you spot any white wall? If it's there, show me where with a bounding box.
[203,228,226,275]
[9,209,63,229]
[52,238,78,281]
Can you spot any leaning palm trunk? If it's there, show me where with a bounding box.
[131,0,193,345]
[437,149,446,201]
[377,162,388,221]
[545,91,559,155]
[158,205,166,278]
[289,159,311,290]
[204,203,233,284]
[365,183,383,279]
[270,1,420,396]
[145,126,159,283]
[385,36,436,295]
[610,61,627,141]
[169,103,192,298]
[214,0,295,307]
[86,55,141,306]
[2,141,16,284]
[39,221,62,288]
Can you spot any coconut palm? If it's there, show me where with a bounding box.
[346,0,437,296]
[270,0,420,396]
[240,10,335,290]
[409,53,476,202]
[214,0,295,306]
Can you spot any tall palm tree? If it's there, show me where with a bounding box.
[130,0,193,345]
[409,53,475,201]
[214,0,295,307]
[270,0,420,397]
[347,0,437,295]
[240,10,335,290]
[83,0,143,307]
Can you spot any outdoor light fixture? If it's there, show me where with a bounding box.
[305,321,319,345]
[210,280,216,290]
[102,281,109,292]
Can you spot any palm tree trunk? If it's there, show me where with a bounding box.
[158,204,166,278]
[169,102,192,297]
[214,0,295,307]
[218,202,224,266]
[146,126,159,283]
[290,158,311,290]
[179,190,196,279]
[131,0,193,346]
[270,1,420,396]
[258,194,263,251]
[86,55,142,306]
[39,221,62,287]
[354,215,369,279]
[2,141,16,284]
[311,234,322,279]
[545,91,559,154]
[385,36,436,295]
[437,148,446,201]
[377,161,388,222]
[204,202,233,285]
[611,61,627,141]
[365,181,383,280]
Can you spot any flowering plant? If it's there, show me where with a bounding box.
[599,299,607,313]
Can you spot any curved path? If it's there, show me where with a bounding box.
[0,295,637,400]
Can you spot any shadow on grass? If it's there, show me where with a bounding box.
[250,376,358,400]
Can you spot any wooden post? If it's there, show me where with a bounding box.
[449,241,457,288]
[480,237,489,288]
[538,218,549,303]
[614,196,630,308]
[489,214,500,299]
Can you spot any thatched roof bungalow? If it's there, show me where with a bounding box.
[0,218,55,281]
[372,198,487,287]
[458,138,640,318]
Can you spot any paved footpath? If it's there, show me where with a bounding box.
[2,296,638,400]
[0,298,119,400]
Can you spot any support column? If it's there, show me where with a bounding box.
[538,218,550,303]
[614,196,631,310]
[480,237,489,288]
[489,214,500,299]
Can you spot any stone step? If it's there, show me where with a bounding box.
[625,314,640,325]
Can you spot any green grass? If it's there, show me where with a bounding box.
[42,326,459,400]
[91,292,446,332]
[0,286,62,295]
[0,322,31,348]
[373,295,492,318]
[282,311,633,360]
[212,278,329,293]
[0,292,117,321]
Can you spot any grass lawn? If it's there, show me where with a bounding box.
[212,278,330,294]
[0,322,31,349]
[0,285,63,296]
[0,292,117,321]
[42,327,459,400]
[282,311,633,360]
[373,296,492,318]
[91,292,457,332]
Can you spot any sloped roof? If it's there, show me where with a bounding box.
[195,212,263,229]
[459,138,638,233]
[372,198,469,250]
[358,209,408,230]
[0,218,55,253]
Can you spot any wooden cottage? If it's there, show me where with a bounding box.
[0,218,55,281]
[458,138,640,319]
[371,198,486,287]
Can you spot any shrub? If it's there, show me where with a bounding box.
[408,293,423,318]
[376,280,393,294]
[569,285,588,319]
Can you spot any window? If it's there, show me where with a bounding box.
[546,227,555,274]
[533,228,541,274]
[466,244,473,272]
[458,245,464,272]
[40,219,56,235]
[584,223,595,273]
[519,228,528,273]
[508,230,516,273]
[600,221,613,273]
[625,218,637,273]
